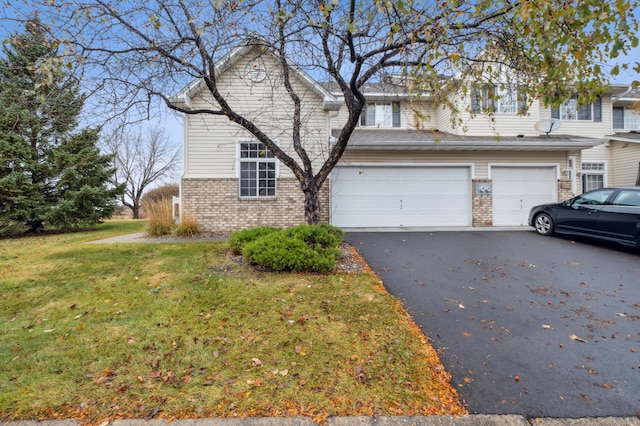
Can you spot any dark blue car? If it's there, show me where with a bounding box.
[528,187,640,248]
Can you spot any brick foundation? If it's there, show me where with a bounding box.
[183,177,574,231]
[557,178,573,201]
[181,178,329,231]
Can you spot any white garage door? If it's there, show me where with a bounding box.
[492,166,557,226]
[331,166,471,227]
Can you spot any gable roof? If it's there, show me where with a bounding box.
[170,38,340,110]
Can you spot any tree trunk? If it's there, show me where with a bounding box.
[302,180,321,225]
[132,204,140,219]
[27,219,44,233]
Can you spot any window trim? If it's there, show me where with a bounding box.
[552,95,602,122]
[359,102,401,128]
[471,84,528,115]
[580,161,607,193]
[236,139,279,198]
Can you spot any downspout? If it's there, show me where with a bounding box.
[327,109,340,225]
[612,85,634,103]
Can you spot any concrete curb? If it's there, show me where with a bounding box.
[2,416,640,426]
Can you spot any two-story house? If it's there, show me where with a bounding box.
[170,42,638,231]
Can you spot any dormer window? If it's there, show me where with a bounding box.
[359,102,401,127]
[552,95,602,122]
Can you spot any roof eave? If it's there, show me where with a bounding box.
[344,139,606,151]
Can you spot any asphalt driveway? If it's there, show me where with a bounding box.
[345,230,640,417]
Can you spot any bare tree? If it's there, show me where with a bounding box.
[25,0,639,223]
[103,126,181,219]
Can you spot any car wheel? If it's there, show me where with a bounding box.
[534,213,554,236]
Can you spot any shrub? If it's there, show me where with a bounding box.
[143,198,173,236]
[174,215,200,237]
[228,226,281,255]
[241,224,344,273]
[292,223,344,250]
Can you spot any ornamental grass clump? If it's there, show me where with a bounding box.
[143,197,173,236]
[174,215,200,237]
[238,224,344,273]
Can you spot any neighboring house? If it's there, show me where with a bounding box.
[577,85,640,190]
[171,42,637,231]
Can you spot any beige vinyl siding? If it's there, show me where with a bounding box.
[433,103,454,133]
[184,48,329,179]
[609,141,640,186]
[538,95,614,138]
[339,150,574,179]
[453,94,541,136]
[580,143,610,164]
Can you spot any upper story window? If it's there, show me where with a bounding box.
[471,84,528,114]
[238,141,277,197]
[359,102,401,127]
[552,95,601,122]
[613,107,640,130]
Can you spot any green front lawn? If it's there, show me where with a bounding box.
[0,221,465,423]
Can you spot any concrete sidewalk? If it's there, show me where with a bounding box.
[86,232,228,244]
[86,227,532,245]
[3,416,640,426]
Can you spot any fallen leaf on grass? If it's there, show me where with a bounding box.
[145,407,159,420]
[251,357,262,366]
[569,334,586,343]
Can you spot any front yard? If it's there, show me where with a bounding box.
[0,221,465,423]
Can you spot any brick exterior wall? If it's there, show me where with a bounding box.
[181,178,330,231]
[472,179,493,227]
[557,178,574,201]
[183,177,574,231]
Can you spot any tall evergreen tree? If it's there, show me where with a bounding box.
[0,17,122,235]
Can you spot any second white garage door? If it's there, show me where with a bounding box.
[492,166,558,226]
[331,165,471,227]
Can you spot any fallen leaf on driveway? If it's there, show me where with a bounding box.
[569,334,586,343]
[458,304,465,310]
[542,325,553,330]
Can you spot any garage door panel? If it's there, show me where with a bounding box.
[331,166,471,227]
[492,167,557,226]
